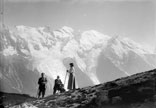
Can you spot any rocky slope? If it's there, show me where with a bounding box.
[2,68,156,108]
[0,92,35,108]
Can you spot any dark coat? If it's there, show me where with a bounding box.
[38,77,47,90]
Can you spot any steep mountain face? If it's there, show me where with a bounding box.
[3,68,156,108]
[0,26,156,96]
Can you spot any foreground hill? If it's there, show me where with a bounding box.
[2,68,156,108]
[0,92,35,108]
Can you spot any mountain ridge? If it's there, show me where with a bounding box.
[0,25,156,96]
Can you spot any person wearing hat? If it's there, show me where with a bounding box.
[67,63,76,90]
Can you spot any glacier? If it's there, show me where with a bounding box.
[0,25,156,96]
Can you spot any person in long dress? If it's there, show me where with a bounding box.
[67,63,76,90]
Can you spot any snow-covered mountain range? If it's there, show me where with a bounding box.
[0,26,156,96]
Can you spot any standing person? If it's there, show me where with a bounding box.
[67,63,76,90]
[38,73,47,98]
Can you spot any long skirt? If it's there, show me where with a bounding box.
[67,73,75,90]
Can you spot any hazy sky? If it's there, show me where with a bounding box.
[1,0,156,49]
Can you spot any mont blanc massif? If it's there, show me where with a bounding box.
[0,26,156,96]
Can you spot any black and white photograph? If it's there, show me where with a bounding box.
[0,0,156,108]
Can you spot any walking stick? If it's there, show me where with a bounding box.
[64,70,68,86]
